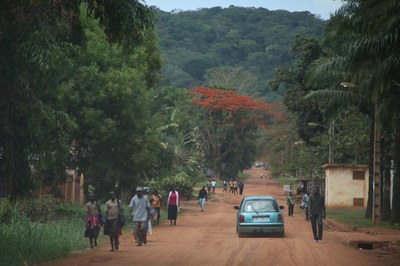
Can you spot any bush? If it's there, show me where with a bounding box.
[147,172,195,201]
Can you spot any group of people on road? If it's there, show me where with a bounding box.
[84,174,326,251]
[84,185,181,250]
[221,179,244,195]
[286,187,326,243]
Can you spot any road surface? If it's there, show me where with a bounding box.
[39,168,398,266]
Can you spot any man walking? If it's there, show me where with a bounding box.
[308,187,326,243]
[129,187,150,246]
[104,191,122,251]
[198,186,208,212]
[238,181,244,195]
[302,191,310,221]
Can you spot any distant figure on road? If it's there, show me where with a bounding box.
[84,193,101,249]
[308,187,326,243]
[167,186,180,226]
[302,191,310,221]
[207,180,212,194]
[222,179,228,193]
[287,192,295,217]
[228,180,234,194]
[129,187,150,246]
[211,179,216,193]
[238,181,244,195]
[198,186,208,212]
[233,180,238,195]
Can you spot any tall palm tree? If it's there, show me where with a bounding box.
[306,0,400,223]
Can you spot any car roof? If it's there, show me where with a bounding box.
[242,196,277,200]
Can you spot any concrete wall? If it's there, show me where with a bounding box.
[324,164,368,207]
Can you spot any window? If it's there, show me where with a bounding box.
[243,199,278,212]
[353,198,364,207]
[353,170,365,180]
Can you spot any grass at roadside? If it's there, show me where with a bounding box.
[0,215,90,265]
[327,207,400,230]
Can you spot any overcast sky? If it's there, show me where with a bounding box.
[144,0,343,20]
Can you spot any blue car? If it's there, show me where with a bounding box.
[235,196,285,237]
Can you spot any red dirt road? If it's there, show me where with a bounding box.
[39,168,399,266]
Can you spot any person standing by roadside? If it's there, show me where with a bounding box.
[287,192,295,217]
[150,190,162,226]
[167,186,180,226]
[308,187,326,243]
[302,191,310,221]
[129,187,150,246]
[84,194,101,249]
[238,181,244,195]
[211,179,216,193]
[198,186,208,212]
[104,191,122,251]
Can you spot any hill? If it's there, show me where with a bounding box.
[154,6,325,101]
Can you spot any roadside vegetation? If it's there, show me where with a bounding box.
[327,208,400,230]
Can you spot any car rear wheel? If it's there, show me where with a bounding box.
[279,230,285,238]
[238,231,245,238]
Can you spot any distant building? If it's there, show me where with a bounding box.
[323,164,368,207]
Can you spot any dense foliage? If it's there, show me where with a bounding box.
[153,7,325,100]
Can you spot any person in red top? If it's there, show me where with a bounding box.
[167,185,179,226]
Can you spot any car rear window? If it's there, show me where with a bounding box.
[242,199,278,212]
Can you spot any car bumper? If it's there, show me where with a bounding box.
[238,223,284,233]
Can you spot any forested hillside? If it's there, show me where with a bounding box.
[154,6,325,101]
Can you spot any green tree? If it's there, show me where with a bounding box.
[0,0,155,198]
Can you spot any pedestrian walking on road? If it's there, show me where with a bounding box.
[198,186,208,212]
[287,192,295,217]
[228,180,234,194]
[222,179,228,193]
[211,179,216,193]
[302,191,310,221]
[104,191,122,251]
[233,180,238,195]
[167,186,180,226]
[84,194,102,249]
[308,187,326,243]
[129,187,151,246]
[238,181,244,195]
[150,190,162,226]
[207,180,212,194]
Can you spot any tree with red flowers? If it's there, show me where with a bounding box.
[185,86,285,177]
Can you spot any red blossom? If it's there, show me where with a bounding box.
[186,86,286,127]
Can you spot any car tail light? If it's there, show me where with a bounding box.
[239,215,244,223]
[278,214,283,222]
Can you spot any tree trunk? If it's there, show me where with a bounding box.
[381,132,392,221]
[365,116,375,219]
[390,118,400,224]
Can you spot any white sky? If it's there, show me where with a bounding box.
[143,0,343,20]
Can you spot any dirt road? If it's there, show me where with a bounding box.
[40,168,399,266]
